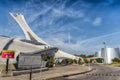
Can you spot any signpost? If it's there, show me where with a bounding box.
[29,67,32,80]
[2,50,15,58]
[1,50,15,74]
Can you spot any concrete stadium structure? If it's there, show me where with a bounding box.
[10,13,80,60]
[0,36,58,69]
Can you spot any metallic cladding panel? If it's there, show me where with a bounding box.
[101,48,120,64]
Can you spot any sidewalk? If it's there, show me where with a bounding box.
[0,65,93,80]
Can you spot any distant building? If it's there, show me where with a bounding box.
[94,48,120,64]
[101,48,120,64]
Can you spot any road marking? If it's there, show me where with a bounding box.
[86,73,120,76]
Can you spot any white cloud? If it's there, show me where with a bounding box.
[7,0,119,55]
[44,31,120,55]
[93,17,102,26]
[83,18,90,22]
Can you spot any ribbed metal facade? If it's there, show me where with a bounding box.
[101,48,120,64]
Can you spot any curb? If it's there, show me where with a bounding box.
[63,68,94,77]
[13,68,49,76]
[86,73,120,76]
[46,67,95,80]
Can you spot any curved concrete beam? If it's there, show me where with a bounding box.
[10,13,49,46]
[10,13,81,60]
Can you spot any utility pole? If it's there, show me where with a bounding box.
[29,67,32,80]
[103,42,108,64]
[6,58,9,74]
[40,54,42,80]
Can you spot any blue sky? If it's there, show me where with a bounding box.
[0,0,120,55]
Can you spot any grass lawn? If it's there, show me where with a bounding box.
[0,64,15,70]
[104,63,120,67]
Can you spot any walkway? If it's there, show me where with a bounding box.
[0,65,92,80]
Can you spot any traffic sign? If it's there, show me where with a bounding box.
[1,50,15,58]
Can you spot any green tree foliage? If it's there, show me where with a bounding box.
[46,56,55,67]
[60,59,67,64]
[87,55,94,58]
[112,58,120,63]
[84,58,88,63]
[73,59,77,64]
[96,58,103,63]
[78,58,82,65]
[68,59,73,64]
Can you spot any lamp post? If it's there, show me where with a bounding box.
[103,42,108,64]
[1,50,15,75]
[103,42,106,48]
[40,54,42,80]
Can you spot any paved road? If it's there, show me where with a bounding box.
[52,64,120,80]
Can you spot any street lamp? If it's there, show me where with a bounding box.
[103,42,106,48]
[103,42,108,64]
[40,54,43,80]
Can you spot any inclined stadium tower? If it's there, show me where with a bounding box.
[10,13,81,60]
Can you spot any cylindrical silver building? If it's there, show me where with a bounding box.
[101,48,120,64]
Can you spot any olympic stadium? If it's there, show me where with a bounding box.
[0,13,81,69]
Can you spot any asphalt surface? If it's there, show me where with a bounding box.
[0,65,90,80]
[51,64,120,80]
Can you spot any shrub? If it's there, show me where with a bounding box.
[78,58,82,65]
[68,59,73,64]
[73,59,77,64]
[112,58,120,63]
[60,59,66,64]
[84,58,88,63]
[46,57,55,67]
[96,58,104,63]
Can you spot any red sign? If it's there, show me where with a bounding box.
[1,50,15,58]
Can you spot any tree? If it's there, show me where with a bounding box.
[84,58,88,63]
[87,55,94,58]
[68,59,73,64]
[96,58,104,63]
[78,58,82,65]
[112,58,120,63]
[46,56,55,67]
[73,59,77,64]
